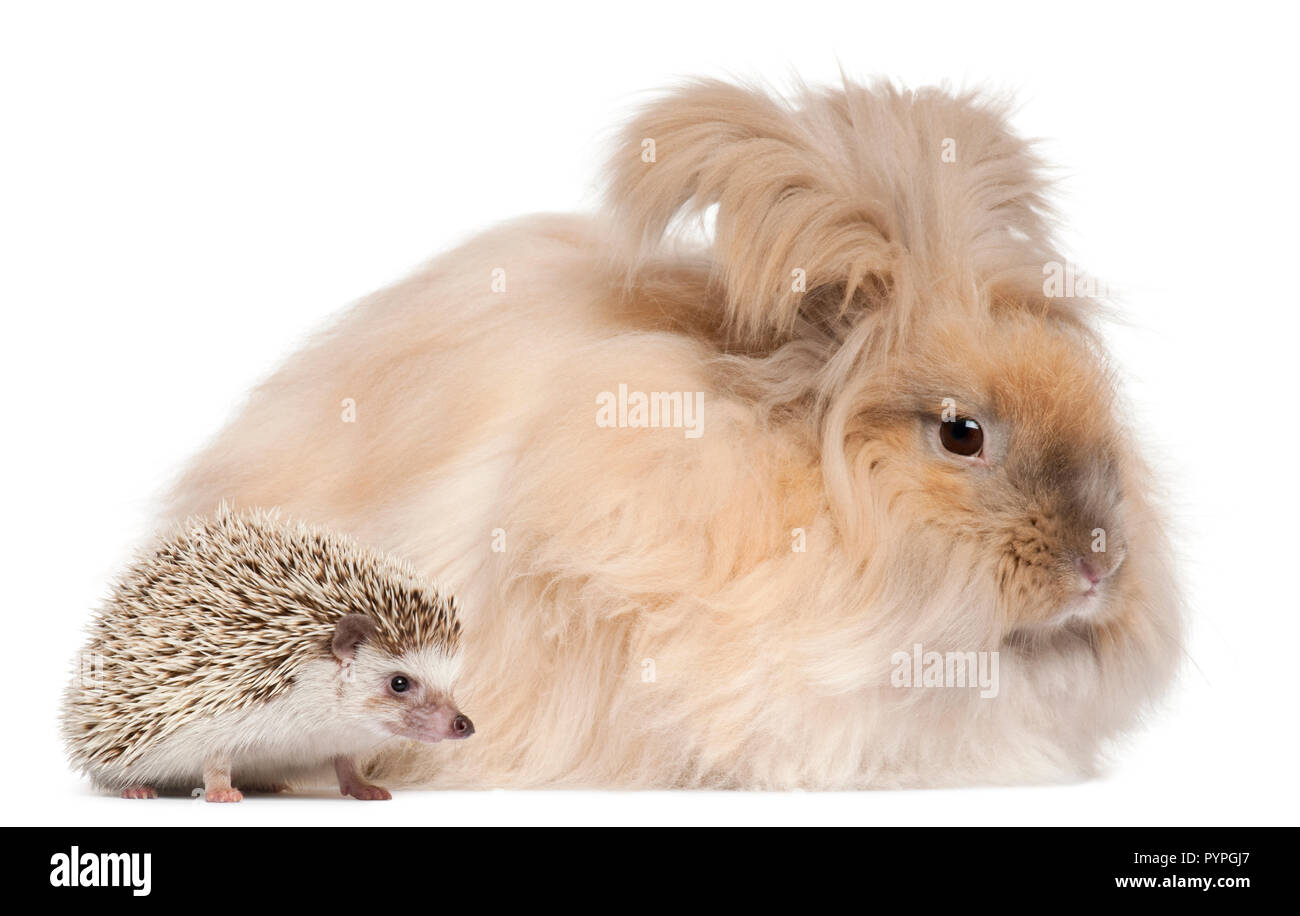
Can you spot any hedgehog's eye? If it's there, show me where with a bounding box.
[939,417,984,458]
[389,675,410,694]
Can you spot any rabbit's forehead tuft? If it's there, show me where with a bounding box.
[906,313,1117,435]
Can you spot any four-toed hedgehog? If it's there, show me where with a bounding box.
[60,505,473,802]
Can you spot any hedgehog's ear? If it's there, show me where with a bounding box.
[332,614,377,662]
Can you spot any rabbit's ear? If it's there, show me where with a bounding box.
[983,262,1101,334]
[604,79,1062,345]
[605,79,898,344]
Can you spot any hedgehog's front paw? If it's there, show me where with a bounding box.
[205,787,244,803]
[341,782,392,801]
[121,785,158,799]
[334,754,392,800]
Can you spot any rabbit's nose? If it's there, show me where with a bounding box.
[1074,553,1122,595]
[1077,557,1104,585]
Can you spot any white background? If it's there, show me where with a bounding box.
[2,1,1296,826]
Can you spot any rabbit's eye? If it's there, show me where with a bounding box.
[939,417,984,457]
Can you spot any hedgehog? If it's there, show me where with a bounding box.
[60,505,473,802]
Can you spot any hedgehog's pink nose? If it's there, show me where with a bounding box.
[401,703,475,743]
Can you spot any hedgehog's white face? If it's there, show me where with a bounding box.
[332,614,473,743]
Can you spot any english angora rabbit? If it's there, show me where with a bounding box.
[166,79,1182,788]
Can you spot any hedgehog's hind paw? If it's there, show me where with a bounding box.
[120,785,158,799]
[204,787,244,803]
[202,761,242,803]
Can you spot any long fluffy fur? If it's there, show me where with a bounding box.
[162,78,1182,788]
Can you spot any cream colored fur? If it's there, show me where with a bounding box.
[164,79,1182,789]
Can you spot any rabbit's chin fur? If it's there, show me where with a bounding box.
[165,78,1182,789]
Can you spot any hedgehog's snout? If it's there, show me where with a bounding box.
[399,701,476,743]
